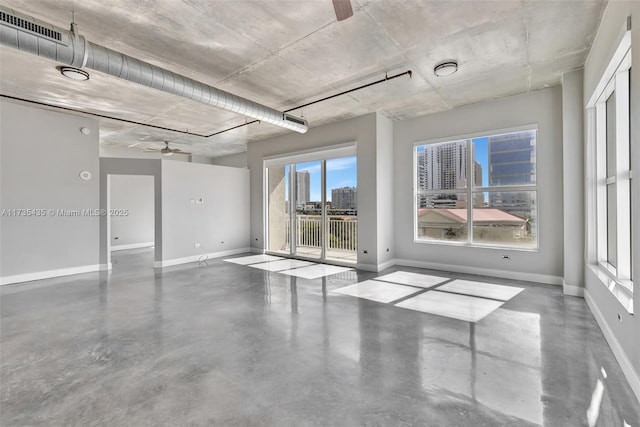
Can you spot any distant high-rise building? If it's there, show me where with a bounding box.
[473,160,485,206]
[331,187,357,210]
[474,160,482,187]
[488,131,536,186]
[417,140,477,208]
[488,130,537,234]
[296,171,310,204]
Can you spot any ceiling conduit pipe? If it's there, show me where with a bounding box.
[0,6,309,133]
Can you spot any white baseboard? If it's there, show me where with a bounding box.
[393,258,563,285]
[154,248,251,268]
[111,242,154,251]
[0,264,102,286]
[356,262,378,272]
[250,247,264,254]
[562,281,585,297]
[99,263,112,271]
[584,289,640,403]
[377,259,396,272]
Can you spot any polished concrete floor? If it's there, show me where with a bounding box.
[1,248,639,426]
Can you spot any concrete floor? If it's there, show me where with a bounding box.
[1,248,638,426]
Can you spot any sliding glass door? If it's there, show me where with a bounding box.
[265,147,357,265]
[325,156,357,263]
[293,161,322,260]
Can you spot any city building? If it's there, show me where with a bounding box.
[488,131,536,186]
[488,130,537,233]
[417,141,484,208]
[416,208,527,242]
[295,170,310,205]
[331,186,357,210]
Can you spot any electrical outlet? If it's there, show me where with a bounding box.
[196,197,204,204]
[194,243,201,248]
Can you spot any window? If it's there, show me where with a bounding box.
[414,127,537,249]
[589,27,632,302]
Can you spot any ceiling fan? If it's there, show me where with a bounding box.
[332,0,353,21]
[143,141,191,157]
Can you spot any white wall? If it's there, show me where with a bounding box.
[393,87,564,284]
[376,114,395,266]
[160,160,250,265]
[110,175,155,249]
[0,101,100,284]
[582,0,639,400]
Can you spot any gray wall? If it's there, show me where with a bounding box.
[561,69,585,292]
[393,87,564,283]
[0,101,99,281]
[110,175,155,248]
[582,0,639,394]
[211,152,248,168]
[100,144,191,162]
[161,160,250,262]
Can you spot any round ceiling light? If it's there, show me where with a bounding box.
[434,61,458,77]
[60,66,90,81]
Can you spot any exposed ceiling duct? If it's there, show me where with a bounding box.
[0,6,309,133]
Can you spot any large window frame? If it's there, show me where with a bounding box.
[413,125,539,251]
[587,24,633,311]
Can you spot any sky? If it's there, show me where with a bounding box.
[473,137,489,187]
[287,155,357,202]
[282,142,488,203]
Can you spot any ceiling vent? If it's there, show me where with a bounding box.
[0,10,62,43]
[283,113,308,127]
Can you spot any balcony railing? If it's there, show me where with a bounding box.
[285,215,358,253]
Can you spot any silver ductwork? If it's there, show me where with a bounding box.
[0,6,309,133]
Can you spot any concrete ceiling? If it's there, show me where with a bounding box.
[0,0,606,158]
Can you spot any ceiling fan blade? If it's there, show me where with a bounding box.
[332,0,353,21]
[143,148,160,152]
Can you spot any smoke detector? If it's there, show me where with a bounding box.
[60,66,89,81]
[434,61,458,77]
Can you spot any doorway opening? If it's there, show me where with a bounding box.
[108,174,155,270]
[265,145,357,265]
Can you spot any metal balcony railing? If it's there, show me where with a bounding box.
[285,215,357,253]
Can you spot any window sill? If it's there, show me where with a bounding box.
[588,264,634,314]
[413,238,539,253]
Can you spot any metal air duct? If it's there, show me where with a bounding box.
[0,6,309,133]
